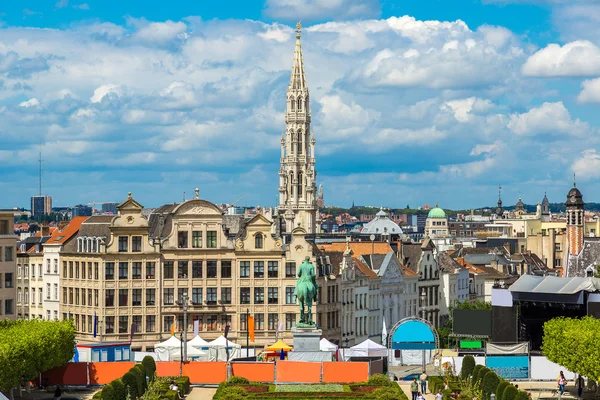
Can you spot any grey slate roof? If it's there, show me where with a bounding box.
[148,204,178,239]
[464,253,511,266]
[78,215,113,238]
[567,238,600,277]
[438,251,464,273]
[401,243,423,273]
[361,254,387,271]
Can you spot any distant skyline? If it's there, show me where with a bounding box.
[2,0,600,210]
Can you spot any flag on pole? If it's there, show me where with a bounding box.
[248,316,255,342]
[193,319,199,337]
[382,318,388,346]
[224,324,230,361]
[93,312,97,338]
[170,323,175,336]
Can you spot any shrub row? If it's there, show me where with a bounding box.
[465,362,530,400]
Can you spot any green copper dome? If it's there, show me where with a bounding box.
[428,203,446,219]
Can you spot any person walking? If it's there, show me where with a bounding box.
[576,375,585,400]
[417,392,425,400]
[558,371,567,395]
[420,371,428,394]
[436,389,444,400]
[411,378,419,400]
[53,385,62,400]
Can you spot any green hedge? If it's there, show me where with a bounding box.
[496,381,510,400]
[471,365,482,386]
[514,391,529,400]
[141,356,157,382]
[460,355,476,380]
[482,371,500,400]
[428,376,445,393]
[502,385,518,400]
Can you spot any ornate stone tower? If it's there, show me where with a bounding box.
[278,22,318,234]
[566,179,584,256]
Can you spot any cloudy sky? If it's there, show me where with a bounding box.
[1,0,600,210]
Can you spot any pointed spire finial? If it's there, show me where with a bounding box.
[435,202,438,208]
[498,185,502,200]
[574,173,576,188]
[296,21,302,40]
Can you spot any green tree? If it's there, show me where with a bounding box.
[461,355,476,380]
[496,381,510,400]
[471,365,483,386]
[514,391,529,400]
[502,385,518,400]
[477,367,491,389]
[482,371,500,400]
[122,372,139,400]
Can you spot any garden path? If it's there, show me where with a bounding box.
[186,387,217,400]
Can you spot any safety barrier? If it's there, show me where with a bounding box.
[42,361,369,385]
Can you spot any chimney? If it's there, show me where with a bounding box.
[58,221,68,230]
[41,222,50,237]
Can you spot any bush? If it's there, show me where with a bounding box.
[428,376,445,393]
[132,365,147,395]
[216,386,248,400]
[502,385,518,400]
[101,383,116,400]
[367,374,392,387]
[477,367,491,389]
[228,376,251,386]
[482,371,500,400]
[471,365,483,385]
[514,391,530,400]
[373,387,399,400]
[442,389,453,400]
[496,381,510,400]
[122,371,140,400]
[110,379,127,400]
[461,355,476,380]
[176,376,190,394]
[142,356,156,382]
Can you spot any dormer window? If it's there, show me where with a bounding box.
[255,233,264,249]
[178,231,188,248]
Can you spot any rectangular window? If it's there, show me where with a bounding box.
[4,247,12,262]
[254,287,264,304]
[254,313,264,330]
[178,288,188,304]
[87,288,91,305]
[118,262,128,280]
[222,315,232,328]
[75,262,80,279]
[192,288,202,305]
[207,288,217,305]
[81,288,86,305]
[164,261,174,279]
[119,316,128,333]
[4,273,12,288]
[192,261,202,278]
[105,289,114,307]
[207,231,217,248]
[268,287,278,304]
[254,261,264,278]
[105,316,115,334]
[163,316,174,333]
[221,260,232,278]
[178,261,189,279]
[285,313,296,330]
[221,287,231,304]
[268,261,278,278]
[146,289,155,305]
[119,289,128,306]
[132,315,142,333]
[94,262,99,279]
[286,287,295,304]
[163,289,174,305]
[62,288,67,304]
[81,262,86,279]
[206,315,217,330]
[69,261,73,278]
[88,263,92,280]
[268,313,278,330]
[146,315,156,332]
[132,236,142,252]
[75,289,79,305]
[145,262,155,279]
[118,236,128,252]
[240,261,250,278]
[192,231,202,248]
[63,261,67,278]
[132,289,142,306]
[207,260,217,278]
[178,231,188,248]
[240,314,247,331]
[95,289,99,306]
[240,287,251,304]
[132,262,142,279]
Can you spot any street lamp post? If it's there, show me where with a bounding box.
[178,294,189,362]
[419,287,427,373]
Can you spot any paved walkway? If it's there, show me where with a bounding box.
[398,382,436,400]
[187,387,217,400]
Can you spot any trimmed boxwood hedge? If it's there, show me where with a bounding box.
[482,371,500,400]
[460,355,475,380]
[496,381,510,400]
[471,365,483,386]
[502,385,518,400]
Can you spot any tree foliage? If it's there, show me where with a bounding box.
[461,355,475,380]
[496,381,510,400]
[542,317,600,381]
[502,385,518,400]
[471,365,483,386]
[0,319,75,391]
[482,371,500,400]
[477,367,491,390]
[122,372,139,400]
[141,356,156,381]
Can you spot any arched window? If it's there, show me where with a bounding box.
[297,130,302,154]
[255,233,263,249]
[298,172,303,196]
[289,172,294,196]
[297,97,302,111]
[290,97,295,111]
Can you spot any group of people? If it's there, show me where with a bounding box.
[169,381,184,400]
[410,371,433,400]
[558,371,587,400]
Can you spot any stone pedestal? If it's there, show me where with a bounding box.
[288,326,332,362]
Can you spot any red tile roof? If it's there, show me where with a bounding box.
[318,242,393,257]
[45,216,89,245]
[353,257,378,278]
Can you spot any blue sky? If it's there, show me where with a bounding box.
[2,0,600,210]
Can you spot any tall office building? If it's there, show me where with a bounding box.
[31,196,52,219]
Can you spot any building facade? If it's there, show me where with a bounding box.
[31,195,52,219]
[0,212,17,319]
[425,204,449,238]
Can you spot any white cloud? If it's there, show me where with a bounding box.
[441,97,493,122]
[470,141,504,156]
[577,78,600,103]
[571,149,600,181]
[131,21,188,45]
[73,3,89,10]
[55,0,69,8]
[263,0,380,21]
[90,84,123,103]
[507,102,589,136]
[522,41,600,77]
[19,98,40,107]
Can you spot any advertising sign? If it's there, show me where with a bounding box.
[486,356,529,379]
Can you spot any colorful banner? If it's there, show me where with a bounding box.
[170,323,175,336]
[93,312,97,338]
[486,356,529,379]
[193,320,199,337]
[248,316,255,342]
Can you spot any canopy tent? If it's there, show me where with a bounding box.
[509,275,600,304]
[320,338,338,352]
[171,345,206,361]
[188,335,210,349]
[207,335,241,361]
[345,339,388,359]
[266,340,292,352]
[154,336,182,361]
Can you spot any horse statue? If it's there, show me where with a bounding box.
[295,256,318,326]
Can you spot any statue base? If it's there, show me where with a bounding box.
[291,326,322,352]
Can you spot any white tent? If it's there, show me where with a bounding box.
[188,335,210,349]
[171,345,206,361]
[345,339,388,359]
[320,338,338,352]
[154,336,182,361]
[208,335,241,361]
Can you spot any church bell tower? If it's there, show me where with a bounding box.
[566,178,584,256]
[278,22,318,234]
